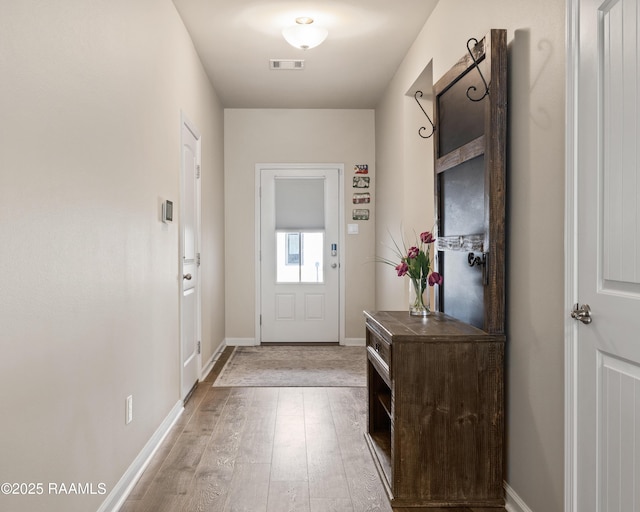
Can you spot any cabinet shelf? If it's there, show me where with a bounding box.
[376,392,392,418]
[365,431,392,487]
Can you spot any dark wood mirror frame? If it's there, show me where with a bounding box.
[433,29,507,335]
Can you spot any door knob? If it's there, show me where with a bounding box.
[331,263,337,268]
[571,303,592,324]
[183,273,192,280]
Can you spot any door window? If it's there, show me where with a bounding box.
[274,177,326,284]
[277,231,324,283]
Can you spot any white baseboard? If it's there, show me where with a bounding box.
[225,337,258,346]
[97,401,184,512]
[504,481,534,512]
[343,337,366,346]
[200,341,227,380]
[226,338,365,346]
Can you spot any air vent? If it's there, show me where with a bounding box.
[270,59,305,70]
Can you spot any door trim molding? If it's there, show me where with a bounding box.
[564,0,579,510]
[254,163,345,345]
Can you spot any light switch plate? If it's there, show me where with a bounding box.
[347,223,359,235]
[162,200,173,223]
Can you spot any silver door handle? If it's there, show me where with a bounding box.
[331,263,337,268]
[571,303,592,324]
[183,273,192,280]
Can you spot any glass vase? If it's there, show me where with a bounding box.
[409,277,430,316]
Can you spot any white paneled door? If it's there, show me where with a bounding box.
[180,115,201,400]
[259,166,341,343]
[571,0,640,510]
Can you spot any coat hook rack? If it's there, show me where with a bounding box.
[414,90,435,139]
[466,38,490,102]
[468,251,488,285]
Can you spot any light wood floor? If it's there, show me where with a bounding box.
[119,349,505,512]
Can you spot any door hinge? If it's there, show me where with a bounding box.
[197,341,201,354]
[196,252,201,266]
[196,164,201,179]
[260,315,262,326]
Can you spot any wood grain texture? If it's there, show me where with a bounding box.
[224,462,271,512]
[484,28,507,335]
[365,311,505,508]
[186,388,252,512]
[272,389,308,482]
[236,389,277,464]
[119,350,505,512]
[435,135,485,174]
[303,389,351,499]
[309,498,354,512]
[267,481,310,512]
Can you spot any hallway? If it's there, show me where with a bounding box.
[119,359,390,511]
[1,2,568,510]
[119,353,505,512]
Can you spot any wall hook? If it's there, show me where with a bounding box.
[468,252,486,267]
[466,38,490,102]
[414,90,435,139]
[468,252,488,285]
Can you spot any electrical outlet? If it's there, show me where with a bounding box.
[126,395,133,424]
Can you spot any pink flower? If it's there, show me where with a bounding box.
[395,262,409,277]
[420,231,435,244]
[407,246,419,259]
[428,272,443,286]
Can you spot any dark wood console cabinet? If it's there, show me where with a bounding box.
[364,310,505,508]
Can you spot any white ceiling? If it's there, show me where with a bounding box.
[172,0,440,109]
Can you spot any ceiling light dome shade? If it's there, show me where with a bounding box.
[282,18,328,50]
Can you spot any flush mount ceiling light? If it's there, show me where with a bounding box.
[282,17,328,50]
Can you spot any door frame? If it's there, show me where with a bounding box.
[565,0,582,509]
[179,111,202,399]
[254,163,345,345]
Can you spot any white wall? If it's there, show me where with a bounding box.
[224,109,376,342]
[376,66,436,310]
[0,1,224,511]
[376,1,566,511]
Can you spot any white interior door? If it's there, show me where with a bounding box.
[180,115,200,400]
[571,0,640,509]
[260,167,340,343]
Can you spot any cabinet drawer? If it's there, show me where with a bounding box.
[367,331,391,368]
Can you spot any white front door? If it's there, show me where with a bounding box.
[259,166,341,343]
[180,114,200,400]
[570,0,640,509]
